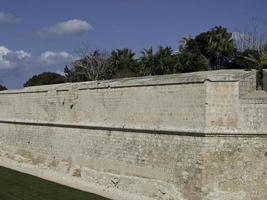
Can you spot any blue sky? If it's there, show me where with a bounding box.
[0,0,267,88]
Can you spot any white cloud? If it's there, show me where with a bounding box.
[0,46,12,68]
[4,50,31,62]
[0,46,74,70]
[37,19,93,38]
[39,51,74,65]
[0,46,31,69]
[0,12,20,24]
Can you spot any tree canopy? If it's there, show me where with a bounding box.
[24,72,66,87]
[179,26,235,70]
[21,26,267,88]
[107,48,138,79]
[138,46,178,76]
[0,84,7,91]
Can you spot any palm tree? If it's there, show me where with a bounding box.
[244,46,267,89]
[107,48,137,79]
[205,26,235,69]
[138,47,155,76]
[154,46,176,75]
[178,36,198,52]
[139,46,178,75]
[177,27,235,70]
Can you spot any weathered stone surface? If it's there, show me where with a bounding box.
[0,69,266,200]
[263,69,267,92]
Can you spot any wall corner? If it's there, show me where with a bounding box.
[263,69,267,92]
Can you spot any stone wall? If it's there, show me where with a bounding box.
[263,69,267,92]
[0,70,266,200]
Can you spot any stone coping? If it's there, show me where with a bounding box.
[0,69,254,94]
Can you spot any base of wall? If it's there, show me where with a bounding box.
[0,157,160,200]
[0,122,266,200]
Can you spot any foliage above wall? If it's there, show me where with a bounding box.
[24,26,267,87]
[0,84,7,91]
[24,72,66,87]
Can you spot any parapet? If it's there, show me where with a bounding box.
[0,69,265,135]
[0,69,255,93]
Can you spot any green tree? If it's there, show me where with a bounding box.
[230,49,260,69]
[153,46,178,75]
[64,66,84,83]
[138,46,178,76]
[107,48,137,79]
[24,72,66,87]
[205,26,235,69]
[0,84,7,91]
[177,50,208,72]
[180,26,235,70]
[243,45,267,88]
[177,37,208,72]
[138,47,155,76]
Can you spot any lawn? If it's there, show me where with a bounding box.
[0,166,110,200]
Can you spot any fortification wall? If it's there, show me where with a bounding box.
[0,73,208,131]
[0,70,266,200]
[263,69,267,92]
